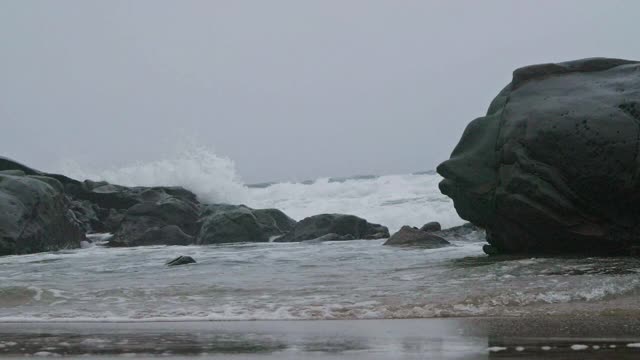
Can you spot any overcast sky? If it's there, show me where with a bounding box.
[1,1,639,183]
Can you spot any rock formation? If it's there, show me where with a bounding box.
[437,58,640,255]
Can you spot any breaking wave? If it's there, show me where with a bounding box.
[56,144,462,232]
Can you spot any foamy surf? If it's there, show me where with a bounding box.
[55,145,461,233]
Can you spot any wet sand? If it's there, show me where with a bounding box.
[1,316,640,359]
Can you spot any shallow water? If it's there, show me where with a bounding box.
[2,230,640,322]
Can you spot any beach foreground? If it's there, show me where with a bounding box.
[1,317,640,359]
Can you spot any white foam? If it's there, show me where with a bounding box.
[248,174,462,232]
[56,145,462,233]
[487,347,507,352]
[59,144,249,205]
[33,352,60,357]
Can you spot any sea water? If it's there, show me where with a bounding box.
[2,147,639,322]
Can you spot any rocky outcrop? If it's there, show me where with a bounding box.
[437,57,640,255]
[275,214,389,242]
[1,156,398,250]
[107,191,201,247]
[383,226,449,247]
[0,173,85,255]
[196,204,297,244]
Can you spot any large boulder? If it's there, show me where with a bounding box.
[0,173,85,255]
[275,213,389,242]
[107,192,201,247]
[383,226,450,247]
[196,204,296,244]
[437,57,640,255]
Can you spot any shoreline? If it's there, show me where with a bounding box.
[1,316,640,359]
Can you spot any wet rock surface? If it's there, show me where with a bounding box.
[438,57,640,255]
[0,173,85,255]
[196,204,297,244]
[275,213,389,242]
[383,225,450,247]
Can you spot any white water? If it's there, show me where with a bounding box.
[59,145,462,233]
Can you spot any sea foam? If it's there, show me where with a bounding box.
[56,144,462,232]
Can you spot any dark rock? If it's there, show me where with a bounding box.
[383,226,450,247]
[275,213,389,242]
[196,204,296,244]
[420,221,441,232]
[110,225,193,247]
[0,173,85,255]
[253,208,297,235]
[437,57,640,255]
[108,194,201,247]
[432,223,483,241]
[166,255,196,266]
[483,244,500,256]
[0,156,80,188]
[68,181,198,211]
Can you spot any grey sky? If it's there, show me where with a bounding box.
[1,1,639,183]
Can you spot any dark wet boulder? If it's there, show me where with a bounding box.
[420,221,441,232]
[0,156,80,188]
[109,225,194,247]
[0,173,85,255]
[107,194,201,247]
[275,213,389,242]
[432,223,484,241]
[437,57,640,255]
[196,204,296,244]
[67,180,198,211]
[383,226,450,247]
[253,208,297,235]
[167,255,196,266]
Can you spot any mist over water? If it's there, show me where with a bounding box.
[58,144,462,232]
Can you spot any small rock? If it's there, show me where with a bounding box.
[420,221,441,232]
[166,256,196,266]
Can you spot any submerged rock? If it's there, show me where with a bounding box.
[0,173,85,255]
[275,214,389,242]
[437,57,640,255]
[302,233,356,243]
[166,255,196,266]
[383,226,450,247]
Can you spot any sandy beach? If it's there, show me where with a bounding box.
[1,316,640,359]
